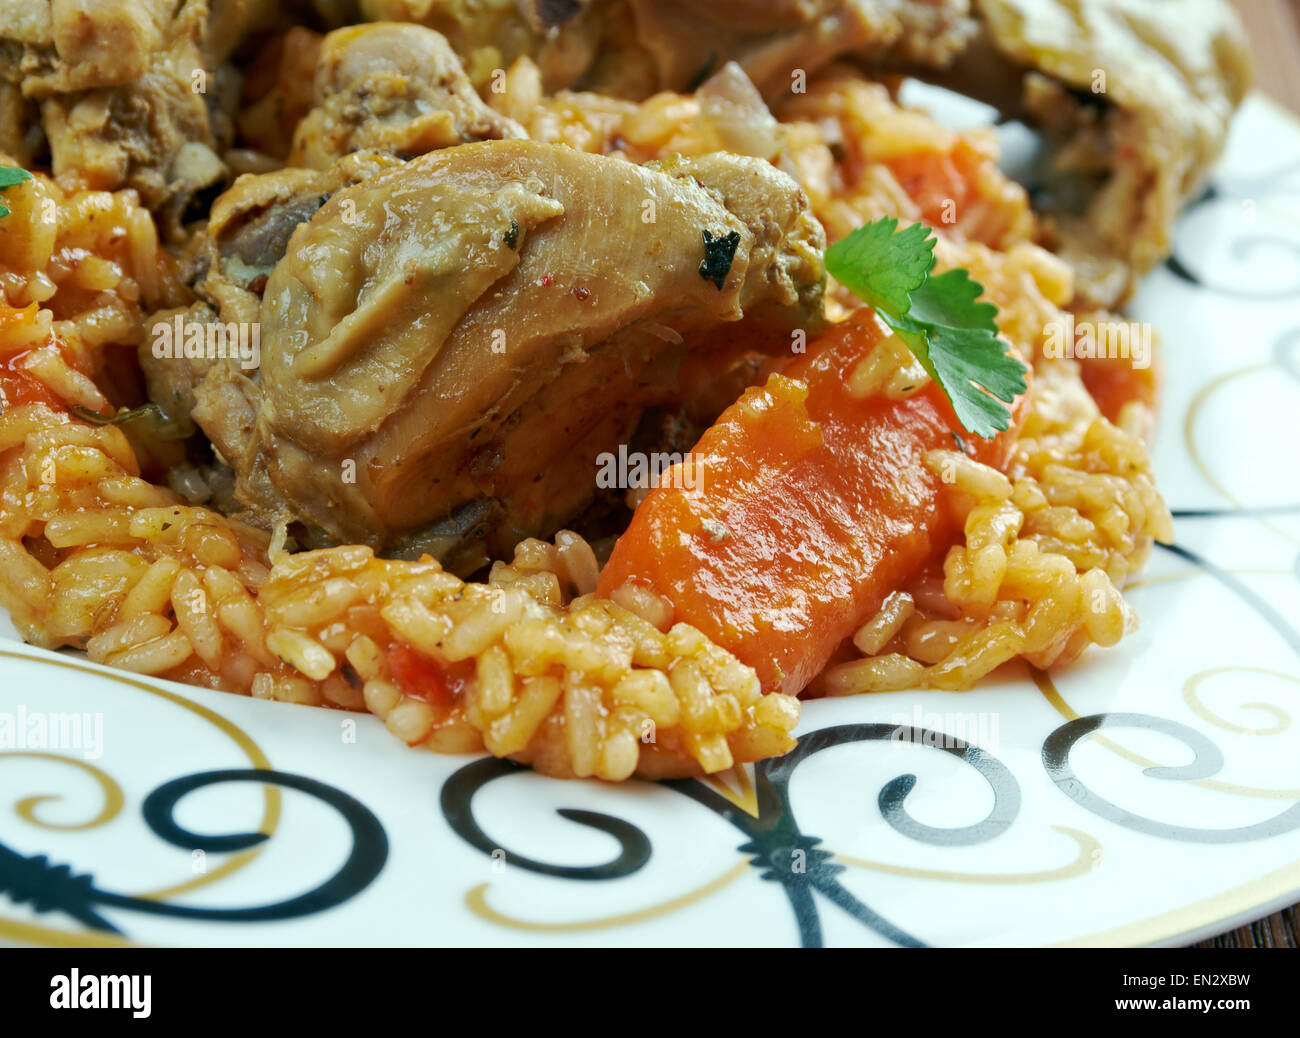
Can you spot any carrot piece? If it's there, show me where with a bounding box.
[597,309,1028,697]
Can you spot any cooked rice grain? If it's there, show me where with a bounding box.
[0,71,1173,780]
[0,391,797,778]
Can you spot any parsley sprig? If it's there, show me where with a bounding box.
[0,165,31,219]
[824,217,1028,438]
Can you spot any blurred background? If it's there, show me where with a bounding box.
[1231,0,1300,111]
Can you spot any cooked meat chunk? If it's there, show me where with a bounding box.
[175,140,824,563]
[25,2,215,217]
[0,0,277,236]
[601,0,974,98]
[189,149,403,316]
[908,0,1252,305]
[8,0,174,95]
[289,22,525,170]
[362,0,975,97]
[360,0,1246,302]
[361,0,606,91]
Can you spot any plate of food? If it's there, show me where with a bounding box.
[0,0,1297,948]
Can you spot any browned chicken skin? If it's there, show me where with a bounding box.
[353,0,1247,303]
[289,22,526,170]
[55,1,1245,567]
[179,140,824,566]
[362,0,976,97]
[0,0,279,234]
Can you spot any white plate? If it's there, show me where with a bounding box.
[2,94,1299,949]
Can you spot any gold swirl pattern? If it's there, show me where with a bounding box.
[465,858,752,933]
[0,917,138,948]
[836,826,1101,885]
[0,753,124,832]
[1183,362,1300,547]
[1056,856,1300,948]
[701,763,758,817]
[1184,666,1297,736]
[0,648,279,931]
[1033,667,1300,799]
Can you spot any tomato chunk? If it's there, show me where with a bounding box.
[387,643,473,715]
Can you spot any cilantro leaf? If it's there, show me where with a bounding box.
[824,218,1028,439]
[897,268,1027,435]
[0,165,31,219]
[824,217,934,316]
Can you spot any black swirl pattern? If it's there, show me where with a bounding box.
[0,769,387,936]
[443,722,1024,948]
[441,757,650,879]
[1043,713,1300,842]
[873,727,1021,846]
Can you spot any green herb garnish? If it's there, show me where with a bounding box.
[824,217,1028,438]
[0,166,31,219]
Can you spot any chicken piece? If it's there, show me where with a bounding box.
[5,0,174,96]
[139,148,403,461]
[238,26,325,161]
[1002,0,1251,304]
[175,140,824,564]
[605,0,974,98]
[289,22,526,170]
[905,0,1251,305]
[0,0,277,236]
[17,0,214,219]
[367,0,1247,303]
[362,0,975,97]
[361,0,606,91]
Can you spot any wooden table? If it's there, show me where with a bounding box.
[1194,0,1299,949]
[1232,0,1300,113]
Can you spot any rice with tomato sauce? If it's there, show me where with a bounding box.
[0,65,1169,780]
